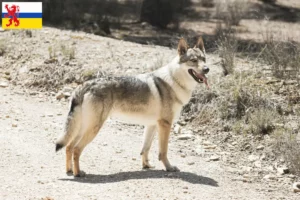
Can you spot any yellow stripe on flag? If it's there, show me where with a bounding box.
[2,18,42,29]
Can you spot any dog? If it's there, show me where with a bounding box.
[55,37,209,177]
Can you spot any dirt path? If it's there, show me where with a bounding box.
[0,86,298,200]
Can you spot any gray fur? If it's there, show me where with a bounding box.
[179,48,206,63]
[55,37,209,176]
[152,75,182,105]
[75,76,151,112]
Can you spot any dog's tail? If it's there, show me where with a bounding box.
[55,85,87,152]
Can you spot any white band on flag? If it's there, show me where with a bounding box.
[2,2,42,13]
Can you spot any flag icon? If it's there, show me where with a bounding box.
[2,2,42,29]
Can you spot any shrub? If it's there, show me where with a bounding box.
[226,0,249,26]
[81,69,98,81]
[273,130,300,176]
[260,30,300,81]
[48,46,57,60]
[192,103,217,125]
[184,71,277,126]
[248,109,278,135]
[61,44,75,60]
[215,72,276,120]
[28,64,73,90]
[215,0,249,26]
[140,0,190,28]
[216,24,237,75]
[201,0,215,7]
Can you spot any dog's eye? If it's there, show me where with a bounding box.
[190,59,197,63]
[198,56,206,62]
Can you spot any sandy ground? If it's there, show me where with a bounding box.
[0,86,299,200]
[0,26,299,199]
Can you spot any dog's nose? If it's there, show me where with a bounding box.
[203,66,209,74]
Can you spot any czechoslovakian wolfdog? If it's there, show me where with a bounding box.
[56,37,209,177]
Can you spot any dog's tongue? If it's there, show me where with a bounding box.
[198,74,209,89]
[203,77,209,89]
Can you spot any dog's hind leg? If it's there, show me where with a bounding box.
[72,96,111,177]
[73,123,104,177]
[65,112,82,175]
[65,144,74,175]
[65,137,80,175]
[157,119,180,172]
[140,125,156,169]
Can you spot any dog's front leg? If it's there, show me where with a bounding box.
[140,125,156,169]
[157,119,180,172]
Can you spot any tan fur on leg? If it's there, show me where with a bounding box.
[141,125,156,169]
[66,145,73,173]
[157,119,179,172]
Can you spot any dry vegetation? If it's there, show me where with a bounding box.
[247,108,278,135]
[183,0,300,176]
[260,31,300,81]
[215,0,250,26]
[274,130,300,175]
[1,0,299,178]
[201,0,215,7]
[215,24,237,76]
[187,57,300,174]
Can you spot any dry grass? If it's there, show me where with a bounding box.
[216,23,237,76]
[81,68,99,81]
[48,43,76,60]
[227,0,249,26]
[188,89,218,125]
[248,108,278,135]
[61,44,76,60]
[29,42,80,90]
[48,46,57,59]
[185,65,292,136]
[192,103,218,125]
[216,72,276,120]
[260,30,300,81]
[26,65,105,91]
[186,70,280,128]
[188,25,300,175]
[273,130,300,176]
[27,64,76,91]
[215,0,249,26]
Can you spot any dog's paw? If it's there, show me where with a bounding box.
[166,166,180,172]
[142,162,155,169]
[74,171,86,178]
[66,170,73,176]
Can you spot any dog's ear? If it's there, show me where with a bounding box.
[178,38,188,56]
[195,36,205,52]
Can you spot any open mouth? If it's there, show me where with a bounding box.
[188,69,209,88]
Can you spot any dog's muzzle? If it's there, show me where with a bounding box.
[188,69,209,89]
[203,66,210,74]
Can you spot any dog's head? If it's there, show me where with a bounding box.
[177,37,209,88]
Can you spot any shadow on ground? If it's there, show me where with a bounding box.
[59,170,218,186]
[249,2,300,23]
